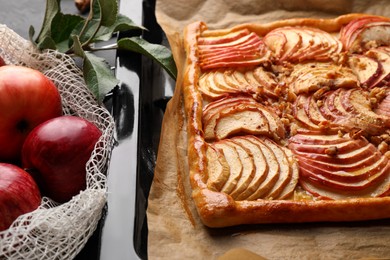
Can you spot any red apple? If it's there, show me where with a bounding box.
[21,116,102,203]
[0,65,63,163]
[0,163,41,231]
[0,56,6,66]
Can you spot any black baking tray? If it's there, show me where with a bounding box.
[86,0,174,259]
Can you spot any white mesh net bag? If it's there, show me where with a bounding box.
[0,24,116,259]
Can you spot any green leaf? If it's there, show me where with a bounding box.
[117,37,177,79]
[35,0,61,44]
[72,19,100,45]
[83,52,120,103]
[50,13,84,52]
[72,35,86,58]
[96,0,118,27]
[93,14,146,42]
[36,36,57,50]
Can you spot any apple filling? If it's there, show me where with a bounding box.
[195,16,390,201]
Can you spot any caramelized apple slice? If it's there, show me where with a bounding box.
[365,47,390,88]
[288,62,359,95]
[340,16,390,52]
[203,96,285,141]
[297,150,384,183]
[198,29,270,70]
[341,88,390,134]
[224,140,255,199]
[206,145,230,191]
[245,136,280,200]
[214,141,243,194]
[299,169,390,200]
[214,105,270,140]
[202,95,257,132]
[288,131,390,199]
[230,137,268,201]
[347,54,383,88]
[291,141,378,165]
[198,66,280,100]
[198,29,252,45]
[264,27,342,63]
[340,17,390,53]
[292,94,324,130]
[263,31,286,59]
[260,138,298,200]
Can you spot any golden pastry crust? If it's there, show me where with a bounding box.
[182,14,390,228]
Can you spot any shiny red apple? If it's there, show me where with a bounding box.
[0,163,41,231]
[0,65,63,163]
[22,115,102,203]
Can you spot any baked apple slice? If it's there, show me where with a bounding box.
[288,62,359,95]
[214,105,270,140]
[206,145,230,191]
[295,147,381,179]
[198,66,281,100]
[290,135,378,165]
[298,152,387,185]
[262,31,286,59]
[264,27,342,63]
[299,175,390,200]
[260,137,298,199]
[202,96,285,141]
[347,54,383,88]
[288,131,390,200]
[208,136,298,201]
[240,136,280,200]
[305,95,334,127]
[223,140,256,199]
[247,66,281,99]
[292,94,323,130]
[341,88,390,133]
[230,137,268,201]
[340,16,390,52]
[290,28,342,62]
[198,29,270,69]
[314,88,390,135]
[375,87,390,116]
[365,47,390,88]
[198,71,230,100]
[213,141,243,194]
[202,95,257,122]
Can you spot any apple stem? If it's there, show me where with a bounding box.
[89,43,118,52]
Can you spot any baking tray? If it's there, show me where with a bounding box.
[90,0,174,259]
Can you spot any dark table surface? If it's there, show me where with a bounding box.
[0,0,173,259]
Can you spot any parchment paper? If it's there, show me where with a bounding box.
[147,1,390,259]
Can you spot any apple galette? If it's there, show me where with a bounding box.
[181,13,390,227]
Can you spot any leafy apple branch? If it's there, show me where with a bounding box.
[29,0,177,103]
